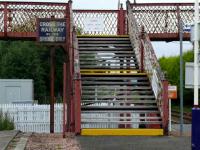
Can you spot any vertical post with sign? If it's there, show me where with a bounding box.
[168,85,177,132]
[192,1,200,149]
[37,18,67,133]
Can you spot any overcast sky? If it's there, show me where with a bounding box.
[0,0,195,57]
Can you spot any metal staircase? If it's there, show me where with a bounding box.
[78,36,163,134]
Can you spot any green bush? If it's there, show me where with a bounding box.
[0,110,15,131]
[159,50,194,106]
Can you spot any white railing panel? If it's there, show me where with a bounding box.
[0,104,63,133]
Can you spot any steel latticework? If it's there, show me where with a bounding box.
[130,3,194,40]
[0,2,69,38]
[73,10,118,35]
[0,2,197,40]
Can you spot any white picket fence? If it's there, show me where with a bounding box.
[0,104,63,133]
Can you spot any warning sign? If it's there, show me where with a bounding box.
[168,85,177,99]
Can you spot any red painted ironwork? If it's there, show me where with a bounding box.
[0,1,69,39]
[63,62,67,138]
[162,80,169,134]
[117,4,126,35]
[0,2,195,39]
[127,1,169,133]
[50,46,55,133]
[140,26,145,72]
[73,9,119,35]
[73,27,81,134]
[130,2,194,41]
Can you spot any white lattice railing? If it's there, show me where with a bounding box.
[127,2,165,117]
[0,104,63,133]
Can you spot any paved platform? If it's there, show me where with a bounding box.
[171,124,191,136]
[77,136,191,150]
[0,130,19,150]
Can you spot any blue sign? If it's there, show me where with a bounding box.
[38,18,66,43]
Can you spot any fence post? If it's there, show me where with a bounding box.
[162,80,169,135]
[117,3,126,35]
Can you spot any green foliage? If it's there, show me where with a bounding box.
[159,50,194,105]
[0,110,14,131]
[76,26,83,35]
[0,41,65,104]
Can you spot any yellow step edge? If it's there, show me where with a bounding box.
[80,69,140,72]
[77,35,129,38]
[80,69,146,75]
[81,129,164,136]
[81,73,147,76]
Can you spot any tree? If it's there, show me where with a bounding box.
[159,50,194,105]
[0,41,48,102]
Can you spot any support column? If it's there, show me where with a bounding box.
[162,80,169,135]
[66,59,71,132]
[63,62,67,138]
[75,76,81,134]
[50,46,55,133]
[117,3,126,35]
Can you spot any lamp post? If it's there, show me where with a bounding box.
[192,1,200,149]
[194,0,199,108]
[179,19,184,136]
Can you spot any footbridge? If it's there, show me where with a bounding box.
[0,1,197,135]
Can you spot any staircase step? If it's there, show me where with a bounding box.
[78,38,130,41]
[82,110,160,113]
[80,66,138,70]
[81,76,148,80]
[80,129,163,136]
[80,70,143,75]
[80,62,137,65]
[82,82,150,85]
[82,116,161,120]
[79,54,136,57]
[80,49,135,54]
[79,58,137,61]
[81,105,158,110]
[79,44,132,47]
[79,47,133,51]
[79,40,131,44]
[82,95,154,99]
[82,91,153,94]
[78,36,162,130]
[82,86,152,90]
[81,100,156,104]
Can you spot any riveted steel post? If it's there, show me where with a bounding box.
[50,46,55,133]
[63,62,67,138]
[117,3,126,35]
[162,80,169,135]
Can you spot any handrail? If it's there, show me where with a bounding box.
[127,1,168,133]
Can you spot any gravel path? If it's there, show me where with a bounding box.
[25,133,80,150]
